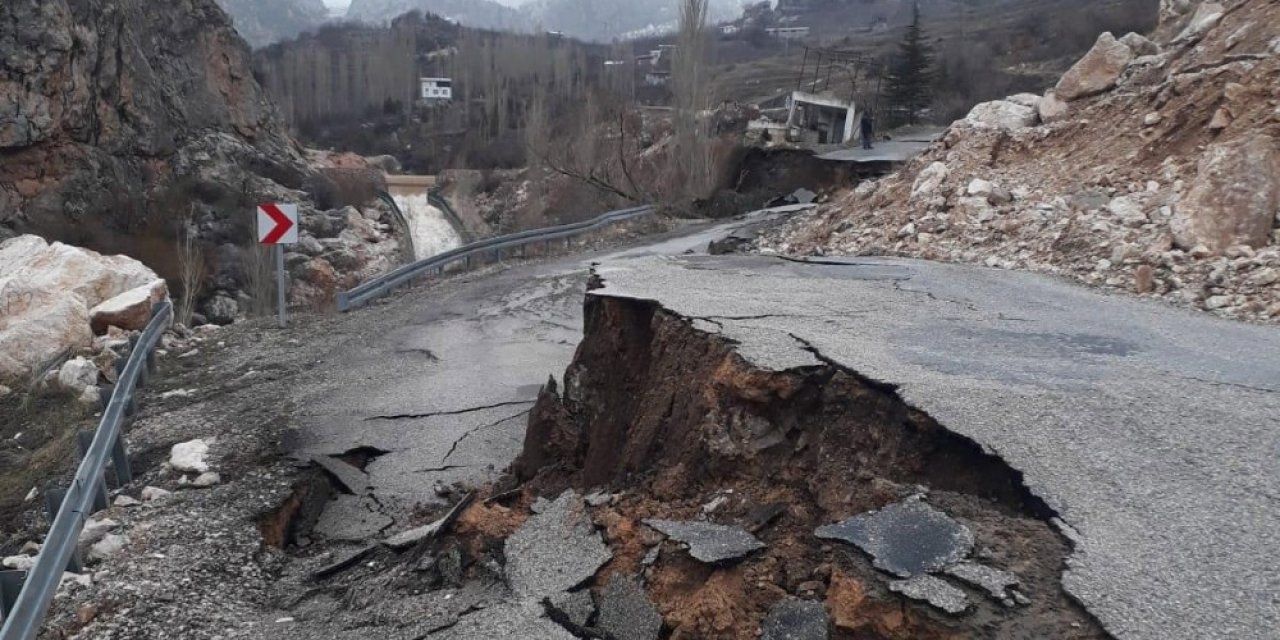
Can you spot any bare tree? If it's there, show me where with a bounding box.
[672,0,718,201]
[176,207,205,327]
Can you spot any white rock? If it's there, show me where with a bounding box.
[191,472,221,487]
[967,179,995,197]
[169,439,211,474]
[161,389,196,400]
[2,555,35,571]
[1107,196,1149,227]
[911,162,950,198]
[141,486,172,501]
[0,236,160,380]
[79,517,120,544]
[24,486,37,502]
[89,279,169,334]
[1247,269,1279,287]
[56,357,100,394]
[0,384,11,399]
[114,495,142,507]
[1143,112,1163,126]
[1204,295,1233,310]
[76,391,100,412]
[1038,91,1069,123]
[897,222,918,238]
[88,533,127,562]
[962,99,1039,130]
[59,572,92,589]
[1177,2,1225,41]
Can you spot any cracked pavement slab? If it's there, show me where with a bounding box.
[814,497,973,578]
[643,519,767,564]
[504,491,612,600]
[888,575,971,615]
[591,254,1280,640]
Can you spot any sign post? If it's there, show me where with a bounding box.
[256,203,298,328]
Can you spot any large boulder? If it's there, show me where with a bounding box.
[1055,33,1135,101]
[89,279,169,334]
[1171,135,1280,253]
[961,99,1039,130]
[0,236,162,381]
[1038,91,1070,123]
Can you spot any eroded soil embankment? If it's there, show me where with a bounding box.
[512,292,1107,639]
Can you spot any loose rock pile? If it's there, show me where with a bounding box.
[760,0,1280,323]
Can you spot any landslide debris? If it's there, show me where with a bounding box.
[759,0,1280,324]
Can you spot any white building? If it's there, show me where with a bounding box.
[419,77,453,102]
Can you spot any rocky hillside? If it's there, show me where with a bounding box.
[345,0,740,41]
[215,0,330,47]
[761,0,1280,323]
[0,0,302,253]
[0,0,406,325]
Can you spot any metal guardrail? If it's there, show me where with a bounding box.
[337,205,655,312]
[0,301,172,640]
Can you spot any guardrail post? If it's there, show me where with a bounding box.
[336,292,349,313]
[74,433,110,513]
[42,486,83,573]
[0,570,26,621]
[110,436,132,487]
[463,255,471,270]
[564,237,571,250]
[98,385,114,410]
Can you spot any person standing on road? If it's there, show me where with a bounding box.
[860,112,874,150]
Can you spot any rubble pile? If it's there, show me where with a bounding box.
[760,0,1280,323]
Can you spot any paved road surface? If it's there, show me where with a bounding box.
[594,255,1280,640]
[288,215,1278,639]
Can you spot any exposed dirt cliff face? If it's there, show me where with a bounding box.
[511,291,1105,639]
[0,0,307,276]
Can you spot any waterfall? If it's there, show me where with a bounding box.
[393,193,463,261]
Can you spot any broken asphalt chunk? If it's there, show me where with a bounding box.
[543,589,596,631]
[312,454,372,495]
[887,575,970,615]
[598,575,662,640]
[944,561,1020,604]
[814,497,973,577]
[642,519,766,565]
[313,494,393,542]
[383,493,474,550]
[761,597,829,640]
[505,491,612,600]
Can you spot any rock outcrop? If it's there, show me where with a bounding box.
[761,0,1280,324]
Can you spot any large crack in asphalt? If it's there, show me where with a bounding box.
[364,400,535,421]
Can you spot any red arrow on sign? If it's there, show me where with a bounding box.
[259,203,295,244]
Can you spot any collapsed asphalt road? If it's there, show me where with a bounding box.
[283,216,789,531]
[23,209,1277,640]
[588,255,1280,640]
